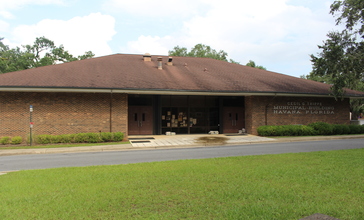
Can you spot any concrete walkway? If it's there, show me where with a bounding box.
[0,134,364,156]
[128,134,275,147]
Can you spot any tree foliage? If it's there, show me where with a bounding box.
[309,0,364,99]
[0,37,94,74]
[168,44,237,63]
[330,0,364,38]
[168,44,270,68]
[245,60,267,70]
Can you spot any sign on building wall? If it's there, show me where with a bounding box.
[273,102,335,115]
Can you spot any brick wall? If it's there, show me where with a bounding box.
[0,92,128,140]
[245,96,350,135]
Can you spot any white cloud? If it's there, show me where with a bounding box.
[0,0,65,19]
[0,19,9,32]
[0,11,14,19]
[123,0,336,76]
[124,35,172,55]
[104,0,210,18]
[10,13,116,56]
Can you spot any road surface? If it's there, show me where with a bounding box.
[0,139,363,172]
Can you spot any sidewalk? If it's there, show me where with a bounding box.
[1,134,364,156]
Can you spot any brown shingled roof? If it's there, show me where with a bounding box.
[0,53,363,97]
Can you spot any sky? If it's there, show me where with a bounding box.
[0,0,342,78]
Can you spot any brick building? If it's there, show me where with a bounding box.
[0,53,363,139]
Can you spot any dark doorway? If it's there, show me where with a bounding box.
[223,107,245,133]
[128,106,153,135]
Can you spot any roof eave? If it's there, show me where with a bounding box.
[0,87,363,98]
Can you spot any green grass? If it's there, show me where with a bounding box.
[1,149,363,219]
[0,141,130,150]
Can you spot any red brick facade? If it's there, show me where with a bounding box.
[245,96,350,135]
[0,92,128,140]
[0,92,352,139]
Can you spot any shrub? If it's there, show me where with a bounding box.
[36,134,53,144]
[27,132,124,145]
[332,124,351,135]
[57,134,73,143]
[100,132,113,142]
[85,133,102,143]
[0,136,11,145]
[112,132,124,141]
[68,134,77,143]
[341,124,351,134]
[257,125,316,136]
[348,125,362,134]
[74,133,89,143]
[11,136,23,145]
[258,123,363,137]
[257,126,274,136]
[296,125,317,136]
[308,122,333,135]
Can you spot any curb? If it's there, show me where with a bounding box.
[1,135,364,156]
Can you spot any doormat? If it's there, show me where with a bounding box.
[130,140,151,143]
[129,137,155,140]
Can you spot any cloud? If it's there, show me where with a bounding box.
[0,0,65,19]
[0,20,10,32]
[104,0,210,18]
[9,13,116,56]
[124,35,173,55]
[123,0,335,76]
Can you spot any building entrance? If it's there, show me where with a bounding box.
[161,96,222,134]
[223,107,245,133]
[128,95,245,135]
[128,106,153,135]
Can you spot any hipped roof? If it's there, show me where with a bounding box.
[0,53,363,98]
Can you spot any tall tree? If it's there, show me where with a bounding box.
[245,60,267,70]
[0,37,94,74]
[309,0,364,98]
[308,0,364,118]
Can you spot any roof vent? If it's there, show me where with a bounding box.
[143,53,151,62]
[157,57,163,70]
[167,57,173,66]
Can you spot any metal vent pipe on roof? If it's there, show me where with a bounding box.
[157,57,163,70]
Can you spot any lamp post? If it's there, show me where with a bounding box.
[30,105,33,146]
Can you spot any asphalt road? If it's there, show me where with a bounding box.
[1,139,363,172]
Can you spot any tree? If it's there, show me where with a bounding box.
[309,0,364,98]
[169,44,235,62]
[245,60,267,70]
[0,37,94,74]
[308,0,364,118]
[330,0,364,38]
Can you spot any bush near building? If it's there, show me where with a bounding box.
[0,132,124,145]
[257,122,364,136]
[0,136,22,145]
[35,132,124,144]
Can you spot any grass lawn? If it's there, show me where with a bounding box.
[0,141,130,150]
[0,148,363,219]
